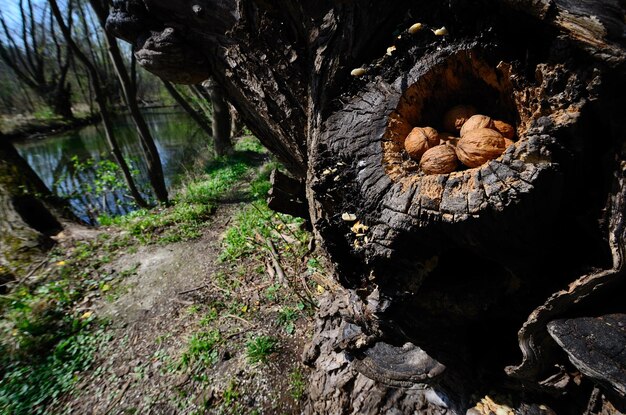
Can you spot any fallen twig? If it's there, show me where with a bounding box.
[177,284,208,295]
[223,313,254,326]
[265,238,287,286]
[299,272,316,305]
[207,279,231,294]
[225,327,255,340]
[104,379,132,415]
[17,258,48,284]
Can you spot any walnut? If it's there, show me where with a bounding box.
[504,138,515,148]
[460,114,494,137]
[404,128,430,160]
[443,105,477,133]
[437,132,459,147]
[456,128,506,168]
[418,126,440,147]
[493,119,515,139]
[420,145,459,175]
[404,127,439,160]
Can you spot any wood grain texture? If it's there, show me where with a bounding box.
[107,0,626,411]
[548,314,626,399]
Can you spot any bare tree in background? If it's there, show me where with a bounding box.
[86,0,168,204]
[49,0,148,208]
[164,80,234,156]
[0,0,74,118]
[162,80,213,140]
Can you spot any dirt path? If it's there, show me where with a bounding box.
[56,202,311,414]
[99,204,237,327]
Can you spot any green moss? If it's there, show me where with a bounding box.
[0,232,46,276]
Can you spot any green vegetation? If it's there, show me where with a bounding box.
[220,202,308,262]
[245,335,278,364]
[278,306,299,334]
[1,135,320,414]
[0,139,269,412]
[167,164,321,411]
[0,238,122,415]
[222,380,240,406]
[0,328,109,415]
[289,367,306,400]
[179,329,222,369]
[32,108,57,121]
[101,202,215,244]
[57,156,144,218]
[100,136,269,244]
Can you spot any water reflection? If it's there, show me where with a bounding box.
[15,110,210,224]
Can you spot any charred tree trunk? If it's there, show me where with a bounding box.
[108,0,626,413]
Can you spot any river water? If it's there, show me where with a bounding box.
[14,110,210,224]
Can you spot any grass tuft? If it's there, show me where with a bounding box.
[245,335,278,364]
[179,329,222,369]
[289,367,306,400]
[101,137,270,245]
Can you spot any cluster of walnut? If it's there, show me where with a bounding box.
[404,105,515,175]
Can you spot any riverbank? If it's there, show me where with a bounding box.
[12,108,208,224]
[0,136,328,414]
[1,105,180,142]
[1,112,100,141]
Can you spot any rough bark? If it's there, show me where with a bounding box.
[205,80,233,156]
[0,136,66,274]
[267,169,308,220]
[108,0,626,413]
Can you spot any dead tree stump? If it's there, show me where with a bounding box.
[107,0,626,412]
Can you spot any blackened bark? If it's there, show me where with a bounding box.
[267,169,308,220]
[107,0,626,412]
